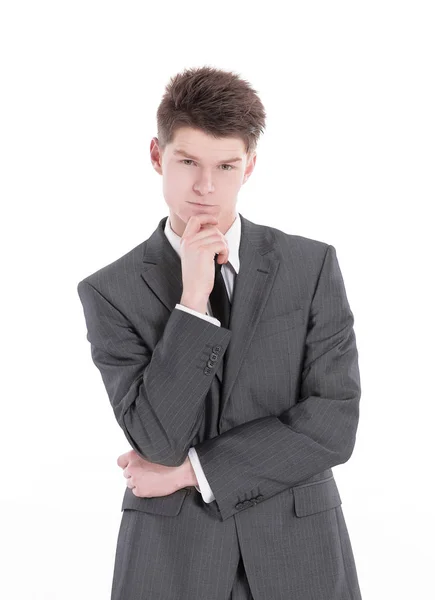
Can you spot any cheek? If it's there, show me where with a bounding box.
[227,169,245,190]
[162,169,189,198]
[217,170,241,189]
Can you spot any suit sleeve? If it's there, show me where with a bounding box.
[77,280,231,467]
[192,244,361,521]
[176,306,218,502]
[175,303,221,327]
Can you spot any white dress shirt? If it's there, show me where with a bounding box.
[164,212,241,503]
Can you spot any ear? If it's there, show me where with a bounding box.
[243,152,257,183]
[150,137,163,175]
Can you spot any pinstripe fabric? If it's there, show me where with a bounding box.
[165,211,242,503]
[77,213,362,599]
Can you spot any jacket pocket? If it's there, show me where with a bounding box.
[121,486,190,517]
[292,476,342,517]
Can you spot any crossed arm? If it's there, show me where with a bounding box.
[115,302,222,500]
[77,244,360,521]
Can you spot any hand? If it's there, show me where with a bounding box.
[180,214,229,312]
[117,450,180,498]
[117,450,198,497]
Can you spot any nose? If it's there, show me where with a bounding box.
[193,170,215,195]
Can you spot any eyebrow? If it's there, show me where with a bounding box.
[173,149,243,164]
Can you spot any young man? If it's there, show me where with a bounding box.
[77,66,362,599]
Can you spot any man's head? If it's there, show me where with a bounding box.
[150,66,266,236]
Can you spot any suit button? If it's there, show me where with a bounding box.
[235,502,244,509]
[257,495,264,501]
[204,367,212,375]
[207,360,215,368]
[212,345,222,353]
[210,352,218,361]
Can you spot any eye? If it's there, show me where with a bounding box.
[180,159,234,171]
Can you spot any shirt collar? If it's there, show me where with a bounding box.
[164,212,241,274]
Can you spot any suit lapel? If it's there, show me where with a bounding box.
[140,213,280,397]
[219,214,280,419]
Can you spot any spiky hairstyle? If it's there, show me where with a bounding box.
[156,65,266,156]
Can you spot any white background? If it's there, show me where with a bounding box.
[1,1,434,598]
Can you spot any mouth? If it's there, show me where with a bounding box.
[188,202,215,207]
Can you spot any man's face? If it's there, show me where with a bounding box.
[150,126,256,236]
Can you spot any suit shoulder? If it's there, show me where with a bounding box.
[77,238,146,294]
[265,223,331,262]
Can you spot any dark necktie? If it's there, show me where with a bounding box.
[209,255,231,330]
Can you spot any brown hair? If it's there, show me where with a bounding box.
[156,65,267,157]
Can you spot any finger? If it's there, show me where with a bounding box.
[182,214,218,243]
[185,226,221,244]
[117,453,130,469]
[216,242,229,264]
[200,239,229,263]
[216,252,229,265]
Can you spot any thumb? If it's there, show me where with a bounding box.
[117,452,130,469]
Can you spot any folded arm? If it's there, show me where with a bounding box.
[77,280,231,467]
[191,244,361,520]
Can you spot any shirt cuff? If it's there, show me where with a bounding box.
[175,304,221,327]
[188,447,215,503]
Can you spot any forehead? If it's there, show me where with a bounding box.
[170,126,246,160]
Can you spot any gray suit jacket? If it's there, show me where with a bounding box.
[77,213,362,599]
